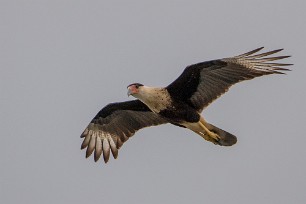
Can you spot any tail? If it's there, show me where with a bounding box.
[184,118,237,146]
[205,123,237,146]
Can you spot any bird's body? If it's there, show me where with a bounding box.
[81,47,292,163]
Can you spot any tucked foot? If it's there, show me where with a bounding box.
[207,131,221,142]
[199,131,221,145]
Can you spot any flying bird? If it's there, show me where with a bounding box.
[80,47,292,163]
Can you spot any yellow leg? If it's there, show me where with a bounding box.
[191,130,217,144]
[198,118,221,142]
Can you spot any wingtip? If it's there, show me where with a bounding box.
[273,69,291,74]
[81,135,91,150]
[279,55,291,59]
[274,48,284,52]
[85,153,91,158]
[255,46,264,50]
[80,128,89,138]
[113,153,118,159]
[237,47,264,57]
[81,141,87,150]
[94,154,100,162]
[103,155,110,163]
[256,46,265,52]
[86,147,94,158]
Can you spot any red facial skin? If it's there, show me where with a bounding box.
[127,84,139,96]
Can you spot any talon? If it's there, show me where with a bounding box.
[210,132,221,141]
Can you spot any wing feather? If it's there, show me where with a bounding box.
[94,136,103,162]
[109,137,118,159]
[102,137,111,163]
[81,100,167,163]
[167,48,291,111]
[86,133,96,158]
[81,131,91,149]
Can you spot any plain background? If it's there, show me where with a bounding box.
[1,1,306,204]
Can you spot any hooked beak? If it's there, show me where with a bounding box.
[127,88,132,97]
[127,87,132,97]
[127,84,140,97]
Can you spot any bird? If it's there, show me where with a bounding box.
[80,47,292,163]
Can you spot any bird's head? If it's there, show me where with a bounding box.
[127,83,144,97]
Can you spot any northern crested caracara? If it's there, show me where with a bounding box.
[80,47,292,163]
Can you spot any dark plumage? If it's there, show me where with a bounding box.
[81,100,167,162]
[81,47,292,163]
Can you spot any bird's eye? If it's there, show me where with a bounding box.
[135,85,139,88]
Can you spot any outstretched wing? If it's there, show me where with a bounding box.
[81,100,167,163]
[166,47,292,111]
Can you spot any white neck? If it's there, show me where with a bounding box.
[133,86,171,113]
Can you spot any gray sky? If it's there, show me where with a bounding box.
[1,1,306,204]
